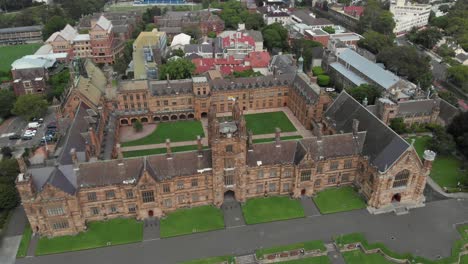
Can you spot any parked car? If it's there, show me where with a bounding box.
[21,135,32,140]
[8,134,21,140]
[28,122,41,129]
[47,122,57,129]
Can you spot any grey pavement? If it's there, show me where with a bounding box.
[143,218,160,241]
[26,236,38,257]
[14,198,468,264]
[327,251,346,264]
[222,200,246,228]
[0,206,27,264]
[300,196,321,217]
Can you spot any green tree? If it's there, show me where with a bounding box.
[207,31,217,38]
[232,69,263,78]
[358,30,394,54]
[262,23,289,52]
[291,39,322,72]
[312,66,325,76]
[47,69,70,101]
[447,65,468,91]
[145,23,156,31]
[358,0,395,35]
[158,58,196,80]
[245,13,265,30]
[171,49,185,57]
[407,27,443,49]
[389,117,407,134]
[448,112,468,159]
[12,94,48,121]
[113,40,134,75]
[0,89,15,119]
[0,184,18,209]
[322,26,335,34]
[428,126,456,155]
[183,25,202,40]
[42,15,69,41]
[133,120,143,132]
[317,75,330,86]
[347,84,382,105]
[438,90,458,106]
[435,44,455,58]
[1,147,13,159]
[0,158,19,185]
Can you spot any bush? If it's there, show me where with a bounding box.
[317,75,330,86]
[312,66,325,76]
[389,118,407,134]
[133,120,143,132]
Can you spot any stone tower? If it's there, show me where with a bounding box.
[376,98,398,124]
[208,101,248,206]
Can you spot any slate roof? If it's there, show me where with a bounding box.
[0,25,43,34]
[397,99,438,116]
[438,98,459,125]
[149,79,193,96]
[324,91,410,172]
[210,73,295,91]
[77,158,144,187]
[28,165,76,195]
[270,54,297,74]
[290,73,321,105]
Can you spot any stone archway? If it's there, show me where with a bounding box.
[188,113,195,119]
[153,116,161,122]
[201,112,208,118]
[148,210,154,217]
[130,118,138,124]
[224,190,236,202]
[141,117,148,123]
[170,115,178,120]
[392,193,401,203]
[179,114,187,120]
[162,116,169,121]
[120,119,129,125]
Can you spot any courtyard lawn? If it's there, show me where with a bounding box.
[180,256,235,264]
[277,256,331,264]
[313,186,366,214]
[122,121,205,147]
[16,225,32,258]
[256,240,326,259]
[35,218,143,255]
[123,145,209,158]
[242,196,305,224]
[244,112,297,135]
[409,136,465,189]
[0,44,42,72]
[253,135,303,144]
[160,206,224,238]
[342,251,394,264]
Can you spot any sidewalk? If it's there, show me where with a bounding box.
[426,177,468,199]
[0,206,27,264]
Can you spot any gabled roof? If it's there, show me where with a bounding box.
[46,24,78,43]
[324,91,410,172]
[93,16,113,33]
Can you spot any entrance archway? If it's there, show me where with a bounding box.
[153,116,161,122]
[301,189,306,196]
[35,226,39,233]
[188,113,194,119]
[130,118,138,124]
[224,190,236,202]
[141,117,148,123]
[179,114,186,120]
[170,115,178,120]
[162,116,169,121]
[120,119,128,125]
[201,112,208,118]
[148,210,154,217]
[392,193,401,203]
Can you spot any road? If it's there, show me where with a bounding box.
[14,198,468,264]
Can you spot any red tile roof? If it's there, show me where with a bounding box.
[245,51,271,68]
[343,6,364,17]
[222,33,255,48]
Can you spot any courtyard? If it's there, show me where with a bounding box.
[242,196,305,224]
[244,112,297,135]
[313,186,367,214]
[123,145,209,158]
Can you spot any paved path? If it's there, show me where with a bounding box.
[15,198,468,264]
[426,177,468,199]
[26,236,38,257]
[0,206,27,264]
[222,200,246,228]
[300,196,321,217]
[143,218,160,241]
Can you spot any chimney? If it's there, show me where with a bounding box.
[166,139,172,158]
[352,119,359,135]
[275,127,281,147]
[197,135,203,154]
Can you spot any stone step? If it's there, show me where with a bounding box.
[235,254,257,264]
[325,243,336,252]
[394,206,409,215]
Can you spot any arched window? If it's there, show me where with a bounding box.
[392,170,410,188]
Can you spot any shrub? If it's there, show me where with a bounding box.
[133,120,143,132]
[312,66,325,76]
[317,75,330,86]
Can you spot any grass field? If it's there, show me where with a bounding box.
[277,256,331,264]
[242,196,305,224]
[253,135,303,144]
[122,121,204,147]
[180,256,235,264]
[244,112,297,135]
[313,186,367,214]
[342,251,393,264]
[256,240,325,259]
[160,206,224,238]
[0,44,42,72]
[16,225,32,258]
[409,136,465,189]
[35,218,143,255]
[123,145,209,158]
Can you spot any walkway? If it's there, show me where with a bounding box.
[0,206,27,264]
[143,218,160,241]
[426,177,468,199]
[326,243,346,264]
[222,198,246,229]
[15,198,468,264]
[300,196,321,217]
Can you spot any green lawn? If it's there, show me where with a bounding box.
[313,186,367,214]
[253,135,303,144]
[179,256,235,264]
[277,256,331,264]
[123,145,209,158]
[409,136,465,189]
[242,196,305,224]
[342,251,394,264]
[256,240,326,259]
[35,218,143,255]
[16,225,32,258]
[160,206,224,238]
[244,112,297,135]
[122,121,205,147]
[0,44,42,72]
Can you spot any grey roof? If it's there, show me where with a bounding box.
[311,47,324,58]
[290,73,321,105]
[28,165,76,195]
[147,150,212,180]
[330,62,367,86]
[438,98,459,125]
[336,48,400,90]
[210,73,295,91]
[247,141,298,166]
[149,79,193,96]
[0,25,43,34]
[291,10,333,26]
[244,30,263,42]
[324,91,410,172]
[270,54,297,74]
[397,99,439,116]
[184,38,223,54]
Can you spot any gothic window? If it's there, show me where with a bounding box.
[256,184,263,193]
[224,158,234,168]
[283,169,292,178]
[91,207,99,215]
[342,173,350,182]
[314,179,321,187]
[128,205,136,213]
[224,170,235,186]
[393,170,410,188]
[225,145,233,153]
[192,193,200,202]
[105,190,115,199]
[126,190,134,199]
[110,205,117,213]
[163,184,170,193]
[344,159,353,169]
[191,179,198,187]
[328,176,336,184]
[300,170,311,181]
[283,183,290,192]
[316,164,323,174]
[257,169,264,179]
[142,190,155,203]
[269,183,277,192]
[177,195,185,204]
[52,220,69,230]
[177,181,184,190]
[269,169,277,178]
[329,161,339,170]
[47,207,64,216]
[164,198,172,208]
[87,192,97,201]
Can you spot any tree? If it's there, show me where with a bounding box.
[407,27,443,49]
[448,112,468,159]
[145,23,156,31]
[428,126,456,155]
[438,90,458,107]
[245,13,265,30]
[322,26,335,34]
[347,84,382,105]
[183,25,202,40]
[207,31,217,38]
[133,120,143,132]
[317,75,330,86]
[438,4,450,13]
[358,0,395,35]
[358,30,394,54]
[0,184,18,210]
[1,147,13,159]
[262,23,289,52]
[42,15,69,41]
[389,118,407,134]
[12,94,48,121]
[232,69,263,78]
[0,89,15,119]
[0,158,19,185]
[158,58,195,80]
[312,66,325,76]
[447,65,468,91]
[171,49,185,58]
[435,44,455,58]
[47,69,70,101]
[113,40,134,75]
[377,46,433,89]
[291,39,322,72]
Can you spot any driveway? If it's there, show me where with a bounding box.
[0,207,27,264]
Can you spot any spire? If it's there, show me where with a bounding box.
[297,53,304,73]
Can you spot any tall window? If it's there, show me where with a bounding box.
[257,169,264,179]
[177,195,185,204]
[192,193,200,202]
[269,183,277,192]
[316,164,323,174]
[87,192,97,201]
[126,190,134,199]
[177,181,184,190]
[342,173,350,182]
[393,170,410,188]
[128,205,136,213]
[224,170,234,186]
[256,184,263,193]
[283,183,290,192]
[164,198,172,208]
[105,190,115,199]
[225,145,233,153]
[163,184,170,193]
[91,207,99,215]
[142,190,155,203]
[328,176,336,184]
[47,207,64,216]
[344,159,353,169]
[283,169,292,178]
[300,170,311,181]
[329,161,339,170]
[314,179,321,187]
[224,158,234,168]
[52,220,69,230]
[269,169,277,178]
[191,179,198,187]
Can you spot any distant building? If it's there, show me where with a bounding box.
[11,56,56,96]
[46,25,79,60]
[0,25,43,45]
[258,5,290,25]
[343,6,364,19]
[155,11,225,37]
[170,33,191,51]
[192,51,270,75]
[132,29,168,80]
[89,16,125,64]
[291,10,334,29]
[390,0,431,34]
